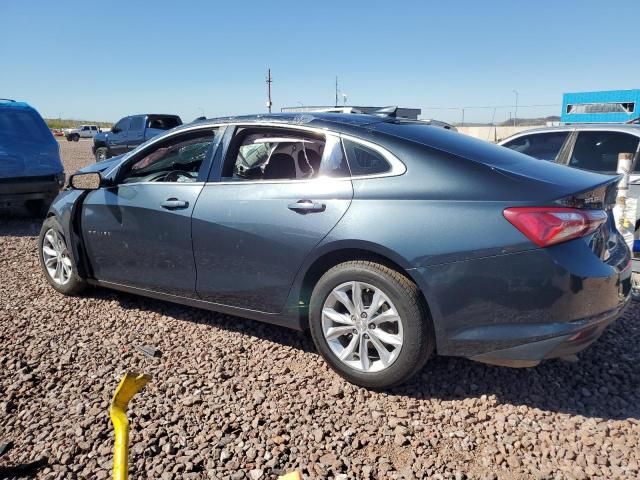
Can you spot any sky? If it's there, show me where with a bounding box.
[1,0,639,124]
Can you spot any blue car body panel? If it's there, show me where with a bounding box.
[0,101,63,209]
[47,113,632,367]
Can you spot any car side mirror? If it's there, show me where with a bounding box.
[69,172,103,190]
[112,127,120,133]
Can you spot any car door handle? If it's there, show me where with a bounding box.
[161,198,189,210]
[288,200,326,213]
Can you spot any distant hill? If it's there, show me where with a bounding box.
[45,118,112,129]
[497,116,560,127]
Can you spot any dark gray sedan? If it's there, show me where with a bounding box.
[39,113,631,388]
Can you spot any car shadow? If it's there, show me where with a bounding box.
[0,216,44,237]
[86,287,639,421]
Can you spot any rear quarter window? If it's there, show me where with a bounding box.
[343,139,391,176]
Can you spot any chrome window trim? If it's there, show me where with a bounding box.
[104,121,407,184]
[115,181,206,187]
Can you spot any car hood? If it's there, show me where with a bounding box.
[77,155,123,175]
[0,134,63,179]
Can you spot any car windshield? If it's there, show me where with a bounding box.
[0,107,53,143]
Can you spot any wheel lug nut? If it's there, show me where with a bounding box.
[369,324,375,329]
[361,312,367,318]
[364,334,369,339]
[352,329,358,335]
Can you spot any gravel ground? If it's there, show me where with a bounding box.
[1,140,639,479]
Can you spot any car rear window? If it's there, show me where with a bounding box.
[147,116,182,130]
[0,107,53,143]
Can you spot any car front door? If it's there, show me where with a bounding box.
[81,126,223,296]
[108,117,130,156]
[192,125,354,313]
[127,115,145,150]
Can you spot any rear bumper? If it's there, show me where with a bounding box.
[0,176,62,208]
[468,301,629,367]
[410,235,632,366]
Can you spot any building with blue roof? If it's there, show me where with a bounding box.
[561,89,640,124]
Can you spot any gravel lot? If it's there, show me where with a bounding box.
[1,139,639,479]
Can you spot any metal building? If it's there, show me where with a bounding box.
[561,89,640,124]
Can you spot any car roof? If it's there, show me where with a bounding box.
[501,123,640,141]
[0,99,36,111]
[179,112,395,134]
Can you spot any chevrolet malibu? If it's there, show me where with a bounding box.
[38,113,631,388]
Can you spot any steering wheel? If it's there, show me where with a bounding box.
[164,170,196,182]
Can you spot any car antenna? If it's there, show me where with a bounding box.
[373,106,398,118]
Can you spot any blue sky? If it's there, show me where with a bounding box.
[1,0,638,124]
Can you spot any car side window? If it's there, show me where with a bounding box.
[502,132,569,161]
[119,129,217,184]
[569,131,640,173]
[129,116,144,132]
[113,117,129,133]
[342,139,391,176]
[82,126,89,131]
[222,128,349,181]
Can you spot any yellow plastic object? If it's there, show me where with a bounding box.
[109,372,151,480]
[278,472,302,480]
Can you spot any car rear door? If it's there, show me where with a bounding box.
[191,124,353,313]
[81,126,223,296]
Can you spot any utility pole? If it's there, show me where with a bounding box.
[513,90,519,127]
[266,68,273,113]
[335,76,338,107]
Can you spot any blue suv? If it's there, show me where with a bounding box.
[0,99,65,215]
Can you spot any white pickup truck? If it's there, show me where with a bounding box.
[64,125,101,142]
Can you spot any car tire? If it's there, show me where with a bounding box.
[72,134,80,142]
[309,261,434,389]
[66,136,72,142]
[95,147,109,162]
[38,216,87,296]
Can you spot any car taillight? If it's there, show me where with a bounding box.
[503,207,607,247]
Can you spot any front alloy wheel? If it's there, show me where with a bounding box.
[38,217,86,295]
[42,228,73,285]
[322,281,403,372]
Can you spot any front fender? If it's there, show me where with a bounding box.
[48,189,90,279]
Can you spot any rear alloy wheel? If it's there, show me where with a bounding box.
[72,134,80,142]
[322,281,404,372]
[38,217,86,295]
[309,261,434,388]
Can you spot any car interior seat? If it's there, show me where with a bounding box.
[263,153,297,179]
[298,149,322,176]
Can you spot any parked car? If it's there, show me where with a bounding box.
[0,99,65,215]
[93,114,182,162]
[39,113,631,388]
[64,124,101,142]
[499,124,640,295]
